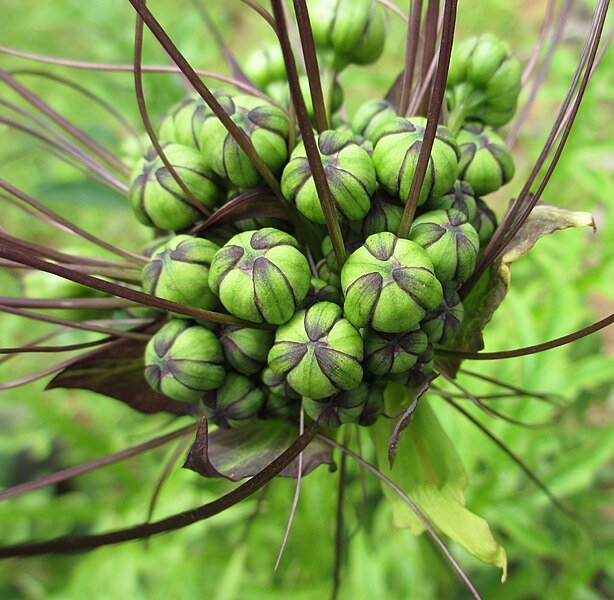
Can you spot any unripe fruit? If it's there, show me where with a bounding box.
[423,180,478,224]
[219,326,275,375]
[144,319,225,402]
[129,144,221,231]
[349,191,405,239]
[372,117,459,206]
[357,383,385,426]
[244,44,288,90]
[390,345,435,388]
[472,198,497,246]
[420,289,464,344]
[208,228,311,324]
[199,94,289,188]
[281,130,376,224]
[141,235,220,313]
[303,277,343,308]
[409,209,480,286]
[340,232,443,333]
[260,389,300,420]
[261,366,301,400]
[159,95,215,149]
[268,301,363,399]
[201,372,265,428]
[363,326,429,376]
[457,123,515,195]
[302,383,372,428]
[352,99,397,142]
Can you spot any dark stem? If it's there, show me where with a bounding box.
[398,0,423,117]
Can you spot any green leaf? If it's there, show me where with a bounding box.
[439,203,595,374]
[371,392,507,578]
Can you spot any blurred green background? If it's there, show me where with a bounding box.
[1,1,613,598]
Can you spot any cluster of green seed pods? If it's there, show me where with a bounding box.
[126,4,521,430]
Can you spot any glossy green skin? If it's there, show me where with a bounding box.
[159,94,215,149]
[372,117,459,206]
[281,130,376,224]
[144,319,225,402]
[409,209,480,286]
[302,383,369,428]
[423,180,478,224]
[199,94,289,189]
[201,372,265,429]
[129,144,221,231]
[208,228,311,325]
[310,0,386,70]
[141,235,220,313]
[219,326,275,375]
[351,99,397,142]
[457,123,515,195]
[341,233,443,333]
[363,326,429,376]
[446,34,521,127]
[268,302,363,400]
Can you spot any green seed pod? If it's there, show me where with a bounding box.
[261,366,301,400]
[351,99,397,143]
[317,262,342,290]
[244,44,288,90]
[310,0,386,70]
[409,209,480,286]
[219,325,275,375]
[422,180,478,224]
[321,230,362,274]
[260,389,300,420]
[372,117,460,206]
[390,345,435,388]
[281,130,376,224]
[201,372,265,429]
[268,301,363,399]
[472,198,497,246]
[159,95,215,149]
[349,190,405,239]
[199,94,289,188]
[363,326,429,376]
[457,123,515,195]
[141,235,220,313]
[208,228,311,324]
[420,289,464,344]
[340,232,443,333]
[357,382,385,426]
[446,33,521,127]
[302,383,371,428]
[129,144,221,231]
[303,277,343,308]
[144,319,225,402]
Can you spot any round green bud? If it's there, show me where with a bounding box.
[219,325,275,375]
[303,277,343,308]
[141,235,220,313]
[472,198,497,246]
[302,383,370,428]
[363,326,429,376]
[199,94,289,188]
[457,123,515,195]
[159,95,215,149]
[261,366,301,400]
[144,319,225,402]
[420,289,464,344]
[201,372,265,428]
[340,232,443,333]
[260,389,300,420]
[268,301,363,399]
[409,209,480,286]
[422,180,478,223]
[446,34,521,127]
[321,230,362,274]
[244,44,288,90]
[208,228,311,324]
[310,0,386,70]
[390,345,435,389]
[357,382,385,426]
[282,130,376,224]
[349,190,405,239]
[352,99,397,143]
[129,144,221,231]
[372,117,460,206]
[317,262,341,290]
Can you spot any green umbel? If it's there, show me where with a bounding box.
[144,319,225,402]
[446,33,521,128]
[141,235,220,313]
[351,99,397,143]
[340,232,443,333]
[310,0,386,70]
[281,129,376,224]
[372,117,459,206]
[201,372,265,429]
[129,144,221,231]
[363,326,429,376]
[219,326,275,375]
[409,209,480,286]
[268,302,363,400]
[420,289,464,344]
[208,228,311,325]
[457,123,515,195]
[199,94,289,188]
